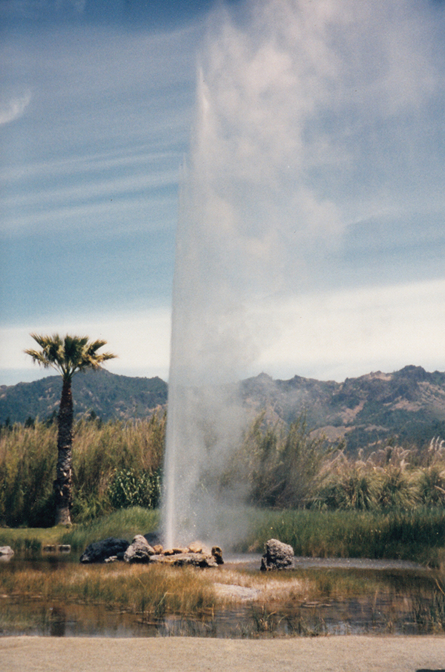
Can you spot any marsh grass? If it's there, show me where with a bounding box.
[2,505,445,566]
[411,577,445,633]
[239,507,445,565]
[1,558,445,636]
[59,507,160,551]
[0,415,165,527]
[0,563,216,618]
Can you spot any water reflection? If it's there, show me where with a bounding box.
[1,555,444,638]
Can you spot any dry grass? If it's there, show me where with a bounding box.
[0,562,217,617]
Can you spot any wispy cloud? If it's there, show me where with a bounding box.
[0,92,31,125]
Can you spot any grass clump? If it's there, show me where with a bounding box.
[0,563,216,618]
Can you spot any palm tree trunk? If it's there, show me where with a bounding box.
[55,377,73,525]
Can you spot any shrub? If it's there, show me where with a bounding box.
[108,467,161,510]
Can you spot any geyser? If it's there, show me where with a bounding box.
[162,0,445,548]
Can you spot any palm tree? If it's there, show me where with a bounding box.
[25,334,117,525]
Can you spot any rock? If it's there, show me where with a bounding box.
[0,546,14,557]
[155,552,218,568]
[42,544,57,553]
[211,546,224,565]
[144,531,162,547]
[152,544,163,554]
[260,538,294,571]
[58,544,71,553]
[124,535,155,563]
[188,541,204,553]
[163,547,189,556]
[80,537,129,563]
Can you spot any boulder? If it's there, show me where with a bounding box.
[260,538,294,571]
[0,546,14,557]
[124,535,155,563]
[211,546,224,565]
[80,537,129,563]
[144,531,163,547]
[188,541,204,553]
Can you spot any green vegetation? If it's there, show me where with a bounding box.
[240,508,445,567]
[1,505,444,568]
[0,369,168,425]
[60,507,160,551]
[0,414,165,528]
[25,333,117,525]
[1,408,444,565]
[239,415,332,508]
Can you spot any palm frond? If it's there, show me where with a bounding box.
[24,333,117,380]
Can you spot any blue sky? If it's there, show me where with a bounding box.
[1,0,445,386]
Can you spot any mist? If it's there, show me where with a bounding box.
[162,0,445,547]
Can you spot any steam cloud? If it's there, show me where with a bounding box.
[162,0,445,547]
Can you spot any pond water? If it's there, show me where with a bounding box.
[1,552,444,638]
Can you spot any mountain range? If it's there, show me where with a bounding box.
[0,370,168,424]
[240,365,445,452]
[2,365,445,452]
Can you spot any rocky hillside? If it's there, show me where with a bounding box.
[0,369,167,424]
[2,365,445,451]
[240,366,445,451]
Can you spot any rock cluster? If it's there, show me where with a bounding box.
[80,535,223,568]
[260,538,294,571]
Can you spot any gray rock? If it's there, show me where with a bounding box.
[80,537,129,563]
[260,538,294,571]
[144,531,163,547]
[0,546,14,557]
[124,534,155,563]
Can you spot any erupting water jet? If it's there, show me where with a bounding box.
[162,0,445,548]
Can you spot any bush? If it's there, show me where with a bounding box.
[108,468,161,509]
[238,414,333,508]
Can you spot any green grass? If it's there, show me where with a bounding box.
[238,507,445,567]
[0,507,159,555]
[2,506,445,566]
[60,507,160,551]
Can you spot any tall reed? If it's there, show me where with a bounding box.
[0,413,165,527]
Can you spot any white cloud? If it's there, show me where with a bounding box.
[0,92,31,125]
[254,278,445,382]
[0,307,172,383]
